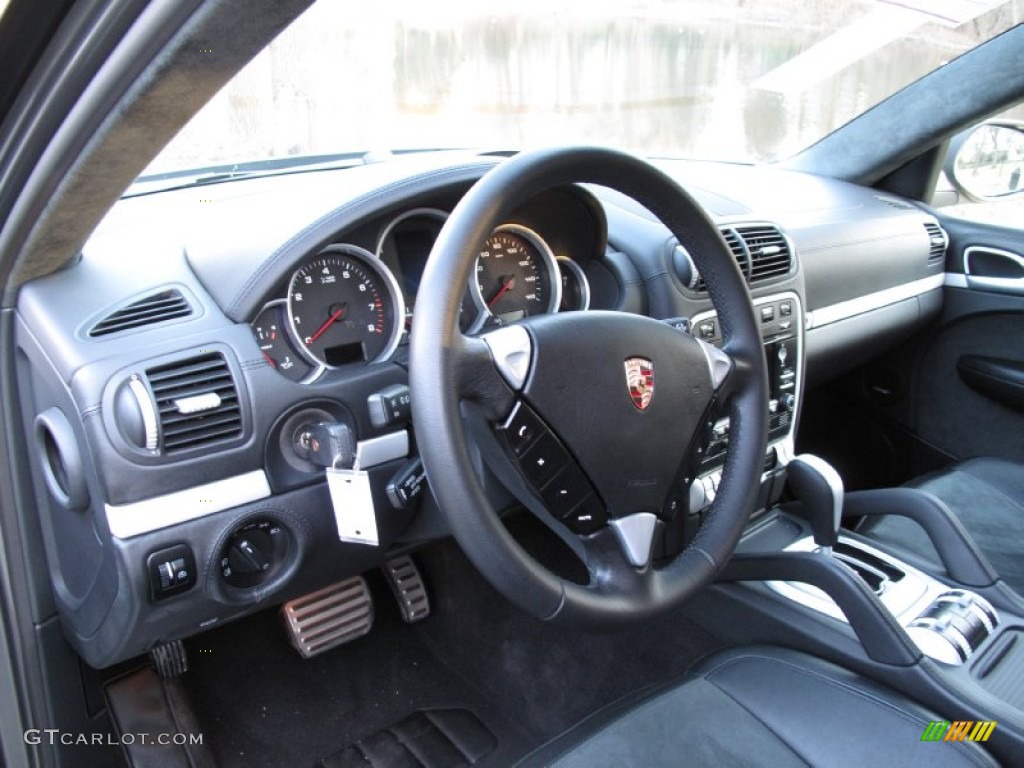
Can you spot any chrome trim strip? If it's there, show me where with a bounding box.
[106,470,271,539]
[354,430,409,469]
[805,274,944,329]
[944,273,969,289]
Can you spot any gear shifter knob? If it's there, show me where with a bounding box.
[787,454,844,555]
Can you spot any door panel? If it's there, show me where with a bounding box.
[911,215,1024,463]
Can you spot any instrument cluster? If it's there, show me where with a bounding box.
[251,206,594,383]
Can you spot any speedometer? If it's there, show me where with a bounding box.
[287,244,404,368]
[472,224,561,327]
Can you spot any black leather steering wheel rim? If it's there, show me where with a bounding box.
[410,147,768,627]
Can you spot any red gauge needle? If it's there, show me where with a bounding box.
[487,276,516,308]
[307,305,347,344]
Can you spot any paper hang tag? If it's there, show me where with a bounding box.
[326,466,379,546]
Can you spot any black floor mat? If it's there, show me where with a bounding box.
[181,575,531,768]
[319,709,497,767]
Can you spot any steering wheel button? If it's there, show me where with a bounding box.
[503,402,543,456]
[542,463,592,516]
[520,432,568,488]
[565,495,607,535]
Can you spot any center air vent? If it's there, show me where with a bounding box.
[89,289,192,338]
[924,222,948,266]
[145,353,242,454]
[690,228,748,291]
[676,223,793,292]
[738,224,793,283]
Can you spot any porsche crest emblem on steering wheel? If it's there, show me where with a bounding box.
[624,357,654,411]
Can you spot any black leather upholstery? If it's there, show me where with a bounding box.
[865,457,1024,594]
[519,646,996,767]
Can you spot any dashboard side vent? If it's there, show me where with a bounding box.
[145,353,241,453]
[738,225,793,283]
[924,222,948,266]
[89,289,192,338]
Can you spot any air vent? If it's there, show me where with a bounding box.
[690,228,748,291]
[89,289,191,338]
[738,225,793,283]
[924,222,948,266]
[875,195,915,211]
[145,353,241,453]
[683,224,792,291]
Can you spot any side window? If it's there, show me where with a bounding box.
[934,102,1024,227]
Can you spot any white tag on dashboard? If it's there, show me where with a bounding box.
[326,467,379,546]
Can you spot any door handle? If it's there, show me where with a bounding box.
[964,246,1024,294]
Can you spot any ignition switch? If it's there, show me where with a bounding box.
[294,421,355,469]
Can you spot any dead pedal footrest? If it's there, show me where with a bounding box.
[282,576,373,658]
[382,555,430,623]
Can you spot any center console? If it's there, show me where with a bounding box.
[768,535,1001,666]
[687,291,802,515]
[690,448,1024,762]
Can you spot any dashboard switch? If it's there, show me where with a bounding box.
[146,544,196,601]
[367,384,412,429]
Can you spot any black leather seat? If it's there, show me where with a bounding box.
[519,646,996,767]
[865,457,1024,593]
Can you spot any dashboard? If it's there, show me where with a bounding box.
[13,149,946,668]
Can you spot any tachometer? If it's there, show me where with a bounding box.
[287,244,404,368]
[472,224,560,328]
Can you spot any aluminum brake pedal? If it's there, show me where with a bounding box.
[281,576,373,658]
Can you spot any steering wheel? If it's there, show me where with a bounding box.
[410,147,768,627]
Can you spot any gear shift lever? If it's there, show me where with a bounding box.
[787,454,844,556]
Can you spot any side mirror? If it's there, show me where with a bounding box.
[945,121,1024,202]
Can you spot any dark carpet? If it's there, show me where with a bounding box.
[180,513,724,766]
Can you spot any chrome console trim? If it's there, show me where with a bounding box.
[767,535,1000,665]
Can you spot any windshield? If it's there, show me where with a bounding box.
[145,0,1024,176]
